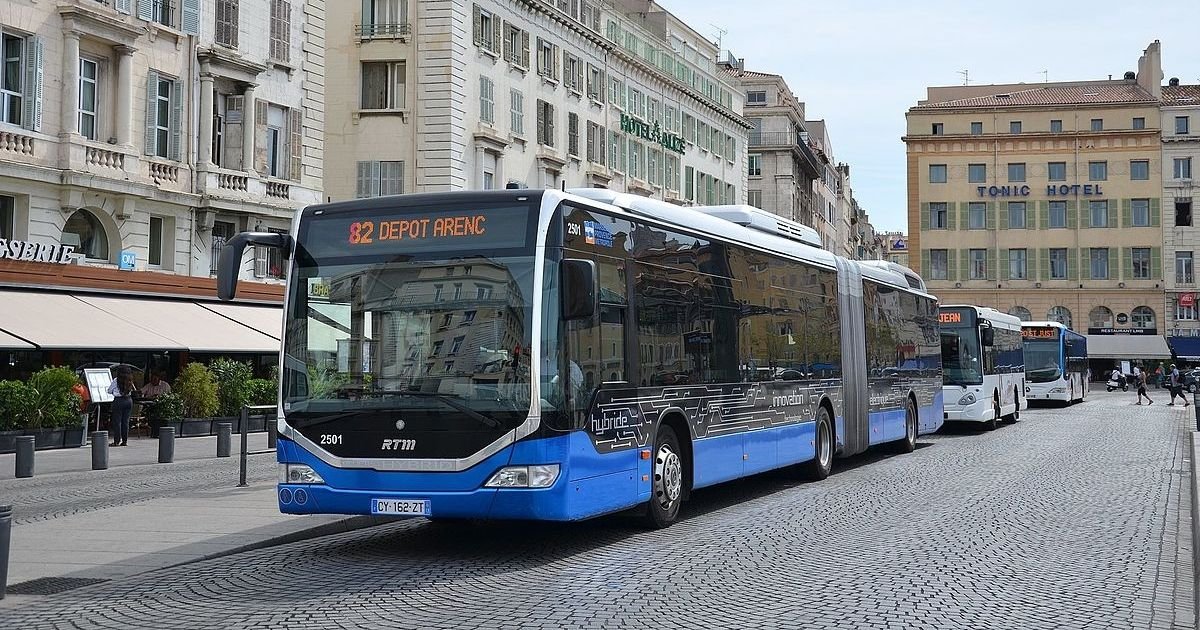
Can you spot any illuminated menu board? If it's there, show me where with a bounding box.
[300,205,532,260]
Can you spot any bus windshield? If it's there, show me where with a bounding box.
[280,201,539,454]
[1024,339,1063,383]
[941,327,982,386]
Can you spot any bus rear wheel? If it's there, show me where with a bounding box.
[895,397,917,453]
[643,425,684,529]
[800,406,834,480]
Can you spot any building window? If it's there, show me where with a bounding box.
[970,121,982,135]
[150,0,174,27]
[586,64,603,100]
[62,209,109,261]
[479,76,494,124]
[1177,251,1194,284]
[1131,199,1150,227]
[0,195,12,240]
[1178,200,1194,227]
[747,190,762,208]
[537,38,557,80]
[1177,116,1190,135]
[510,89,523,135]
[1088,161,1107,181]
[968,202,985,229]
[1125,306,1153,329]
[476,284,492,299]
[1132,117,1145,130]
[146,72,180,160]
[746,90,766,105]
[449,336,465,355]
[1009,306,1032,321]
[1089,306,1114,328]
[1009,121,1021,134]
[567,112,579,156]
[748,154,762,176]
[1175,157,1192,179]
[536,100,554,146]
[1007,163,1025,182]
[363,0,408,38]
[1048,306,1072,328]
[929,249,948,280]
[1049,201,1067,228]
[1089,200,1108,227]
[1130,160,1149,181]
[215,0,239,48]
[929,164,947,183]
[1089,248,1109,279]
[1047,161,1066,181]
[931,122,943,135]
[1132,247,1151,280]
[1050,119,1063,133]
[1090,118,1103,131]
[563,52,583,93]
[360,61,405,110]
[1008,202,1026,229]
[148,216,163,267]
[968,163,986,183]
[930,202,948,229]
[1009,248,1027,279]
[969,249,987,280]
[1050,248,1068,279]
[1180,304,1197,322]
[355,160,404,197]
[78,58,99,140]
[585,120,606,164]
[0,32,28,127]
[269,0,291,63]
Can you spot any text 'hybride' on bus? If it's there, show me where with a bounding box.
[939,306,1026,430]
[218,189,945,527]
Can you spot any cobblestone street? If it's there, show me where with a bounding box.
[0,390,1193,629]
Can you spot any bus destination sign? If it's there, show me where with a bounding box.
[1021,327,1058,340]
[300,205,532,260]
[348,215,488,245]
[938,311,964,324]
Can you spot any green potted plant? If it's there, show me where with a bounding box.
[240,377,278,432]
[0,380,35,453]
[28,367,82,449]
[146,391,184,438]
[175,363,218,437]
[210,358,253,432]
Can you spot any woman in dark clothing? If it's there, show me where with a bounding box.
[107,368,135,446]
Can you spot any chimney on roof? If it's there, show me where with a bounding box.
[1124,71,1136,81]
[1170,77,1181,87]
[1136,40,1163,99]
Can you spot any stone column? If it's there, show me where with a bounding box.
[198,73,215,167]
[114,46,135,146]
[241,84,256,173]
[61,31,81,138]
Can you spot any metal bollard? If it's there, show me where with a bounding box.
[158,426,175,464]
[0,504,11,599]
[14,436,33,479]
[91,431,109,470]
[1194,391,1199,432]
[216,422,232,458]
[238,407,248,487]
[267,417,278,449]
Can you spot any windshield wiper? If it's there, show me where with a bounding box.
[374,390,503,429]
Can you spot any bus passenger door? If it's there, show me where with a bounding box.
[835,258,869,455]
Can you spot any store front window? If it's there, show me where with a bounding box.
[62,210,110,261]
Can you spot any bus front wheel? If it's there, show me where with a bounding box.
[801,406,834,480]
[643,425,684,529]
[895,397,917,453]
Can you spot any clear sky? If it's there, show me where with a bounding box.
[659,0,1200,233]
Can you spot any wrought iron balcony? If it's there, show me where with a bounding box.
[748,131,822,179]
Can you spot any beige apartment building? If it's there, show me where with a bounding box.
[1162,81,1200,361]
[905,42,1170,363]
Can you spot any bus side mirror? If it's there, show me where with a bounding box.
[561,259,597,321]
[217,232,293,301]
[981,325,995,347]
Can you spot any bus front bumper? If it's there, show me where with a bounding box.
[1025,384,1069,400]
[942,393,992,423]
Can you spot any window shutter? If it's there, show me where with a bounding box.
[535,101,545,144]
[254,245,267,277]
[144,70,159,155]
[546,104,554,146]
[947,249,959,281]
[181,0,200,34]
[254,99,268,174]
[920,203,929,230]
[491,13,502,53]
[289,107,303,181]
[985,249,996,281]
[169,79,183,161]
[1152,246,1162,280]
[1040,248,1049,281]
[958,202,969,230]
[1107,201,1117,228]
[576,60,584,93]
[1122,247,1132,280]
[568,112,578,156]
[552,44,560,80]
[137,0,154,21]
[1000,249,1010,280]
[520,30,530,68]
[116,0,132,14]
[355,161,370,198]
[1066,201,1077,229]
[1068,248,1078,281]
[1121,199,1131,228]
[472,5,482,46]
[920,250,930,276]
[1038,201,1048,230]
[999,204,1008,230]
[1082,249,1092,280]
[362,0,373,27]
[985,202,996,230]
[946,203,956,230]
[1151,198,1161,227]
[22,35,43,132]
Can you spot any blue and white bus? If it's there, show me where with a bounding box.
[1021,321,1087,404]
[939,305,1026,430]
[218,189,943,527]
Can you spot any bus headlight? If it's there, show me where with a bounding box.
[485,464,560,488]
[957,393,977,406]
[280,464,325,485]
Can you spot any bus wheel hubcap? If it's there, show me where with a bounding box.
[907,409,916,441]
[655,445,682,506]
[818,421,831,468]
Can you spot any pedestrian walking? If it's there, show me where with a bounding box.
[1167,364,1190,407]
[107,367,135,446]
[1136,368,1153,405]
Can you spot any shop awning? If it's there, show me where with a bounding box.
[1168,336,1200,360]
[0,291,183,350]
[0,329,35,349]
[197,302,283,340]
[1084,334,1172,360]
[76,296,280,353]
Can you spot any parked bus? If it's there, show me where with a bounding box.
[1021,321,1087,405]
[218,189,943,528]
[939,305,1025,429]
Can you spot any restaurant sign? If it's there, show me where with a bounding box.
[619,113,686,154]
[1087,327,1157,335]
[0,239,77,264]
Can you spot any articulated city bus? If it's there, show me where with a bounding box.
[218,189,943,528]
[939,305,1026,430]
[1021,321,1088,405]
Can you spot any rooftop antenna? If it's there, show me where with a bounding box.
[957,69,970,86]
[1040,69,1049,82]
[710,24,727,51]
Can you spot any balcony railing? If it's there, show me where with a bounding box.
[0,130,35,157]
[749,131,823,179]
[86,146,125,170]
[355,23,411,39]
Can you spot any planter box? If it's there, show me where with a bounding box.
[180,418,213,437]
[63,427,86,448]
[32,428,65,450]
[244,415,267,433]
[151,420,183,439]
[0,429,21,454]
[213,416,239,434]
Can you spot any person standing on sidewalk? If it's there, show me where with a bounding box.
[1167,364,1190,407]
[1136,368,1153,405]
[107,367,135,446]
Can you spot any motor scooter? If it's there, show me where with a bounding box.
[1106,374,1128,392]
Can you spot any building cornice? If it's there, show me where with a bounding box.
[58,4,146,44]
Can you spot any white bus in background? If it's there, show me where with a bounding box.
[939,305,1026,430]
[1021,321,1088,405]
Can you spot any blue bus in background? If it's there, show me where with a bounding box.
[217,189,943,528]
[1022,321,1087,405]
